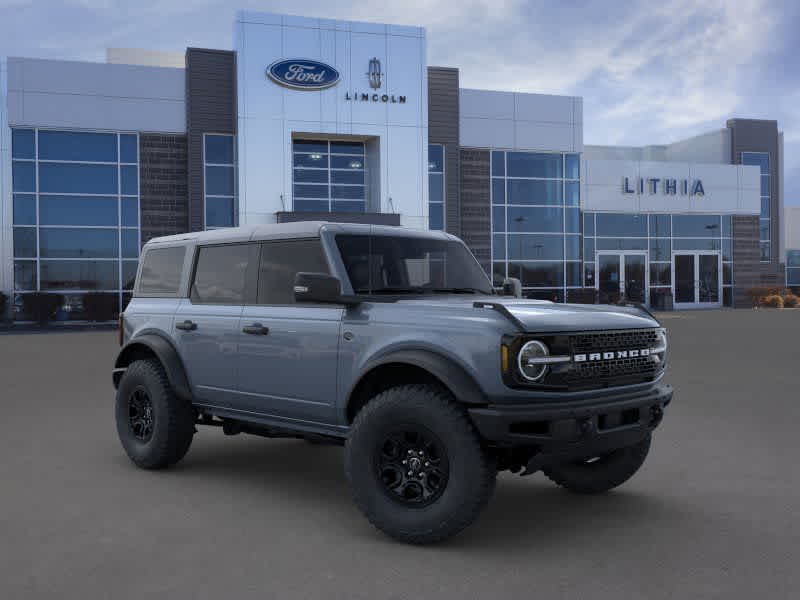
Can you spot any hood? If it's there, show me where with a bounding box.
[392,296,659,333]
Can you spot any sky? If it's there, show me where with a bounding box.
[1,0,798,204]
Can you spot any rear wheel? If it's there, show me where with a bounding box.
[115,359,195,470]
[345,384,496,544]
[543,434,651,494]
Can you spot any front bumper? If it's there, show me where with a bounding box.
[468,383,672,458]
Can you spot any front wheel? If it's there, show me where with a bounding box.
[543,434,652,494]
[345,384,496,545]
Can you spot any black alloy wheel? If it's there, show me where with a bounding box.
[128,386,154,442]
[376,426,449,507]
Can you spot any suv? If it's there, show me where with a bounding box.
[113,222,672,544]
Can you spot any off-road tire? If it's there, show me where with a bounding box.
[345,384,496,544]
[115,359,195,470]
[543,434,652,494]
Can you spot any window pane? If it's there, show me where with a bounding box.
[40,195,118,226]
[492,235,506,260]
[491,151,505,177]
[331,155,364,170]
[122,229,139,258]
[492,206,505,232]
[331,185,364,200]
[507,206,563,233]
[492,179,505,205]
[565,181,579,206]
[12,161,35,192]
[673,214,721,237]
[39,163,118,194]
[787,251,800,268]
[121,198,139,226]
[565,208,580,233]
[583,213,595,236]
[787,268,800,285]
[760,175,770,196]
[294,183,328,199]
[40,261,119,290]
[492,262,506,287]
[596,238,647,250]
[760,242,770,261]
[722,238,732,261]
[331,201,365,213]
[650,263,671,286]
[565,235,581,260]
[759,219,770,240]
[595,213,647,237]
[40,228,118,258]
[721,215,731,237]
[507,152,562,178]
[584,262,595,287]
[565,154,580,179]
[723,263,732,285]
[507,179,562,205]
[332,170,365,185]
[120,261,137,291]
[649,238,671,261]
[428,173,444,204]
[330,141,364,155]
[14,261,37,290]
[137,246,186,295]
[507,234,564,260]
[649,214,671,237]
[38,130,117,162]
[761,197,770,218]
[741,152,769,174]
[120,134,138,163]
[13,194,36,225]
[293,168,328,184]
[294,199,329,212]
[673,238,721,251]
[566,262,581,286]
[293,153,328,168]
[204,135,234,164]
[121,165,138,195]
[13,228,37,258]
[293,140,328,154]
[723,287,732,307]
[206,197,234,227]
[205,165,234,195]
[258,240,329,304]
[191,244,251,304]
[12,129,35,159]
[429,202,444,230]
[428,144,444,172]
[583,237,594,261]
[508,261,564,287]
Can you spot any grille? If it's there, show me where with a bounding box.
[565,329,661,387]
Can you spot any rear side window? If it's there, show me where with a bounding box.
[137,246,186,296]
[191,244,253,304]
[257,240,329,304]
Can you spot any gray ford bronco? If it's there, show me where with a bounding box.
[113,221,672,544]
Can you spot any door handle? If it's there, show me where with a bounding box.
[242,323,269,335]
[175,320,197,331]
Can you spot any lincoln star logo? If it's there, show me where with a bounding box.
[367,57,382,89]
[266,59,340,90]
[574,349,652,362]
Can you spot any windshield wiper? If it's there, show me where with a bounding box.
[429,287,487,294]
[353,287,432,295]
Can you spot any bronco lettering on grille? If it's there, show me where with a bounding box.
[574,348,652,362]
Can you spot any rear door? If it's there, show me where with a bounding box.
[173,242,259,407]
[234,239,343,425]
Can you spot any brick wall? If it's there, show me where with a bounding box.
[428,67,461,236]
[139,133,189,244]
[459,149,491,274]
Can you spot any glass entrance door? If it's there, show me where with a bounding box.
[672,252,721,308]
[596,252,648,304]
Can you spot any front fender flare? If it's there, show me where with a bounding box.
[113,333,193,402]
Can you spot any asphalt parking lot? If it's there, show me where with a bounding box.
[1,309,799,599]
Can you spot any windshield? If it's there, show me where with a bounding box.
[335,234,493,295]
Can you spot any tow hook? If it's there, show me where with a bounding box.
[649,405,664,427]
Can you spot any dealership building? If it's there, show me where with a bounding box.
[0,10,794,318]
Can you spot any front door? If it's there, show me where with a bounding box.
[596,252,648,304]
[672,252,721,309]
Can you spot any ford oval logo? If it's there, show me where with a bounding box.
[267,59,340,90]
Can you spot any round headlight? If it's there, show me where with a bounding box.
[518,340,550,382]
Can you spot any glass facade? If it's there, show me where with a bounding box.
[204,134,236,229]
[292,140,366,212]
[491,150,580,301]
[584,212,733,306]
[742,152,770,261]
[788,250,800,288]
[11,128,140,319]
[428,144,444,230]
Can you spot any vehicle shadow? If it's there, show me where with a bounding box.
[167,433,688,552]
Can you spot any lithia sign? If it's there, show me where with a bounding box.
[267,57,406,103]
[623,176,705,196]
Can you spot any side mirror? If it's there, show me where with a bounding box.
[502,277,522,298]
[294,272,344,304]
